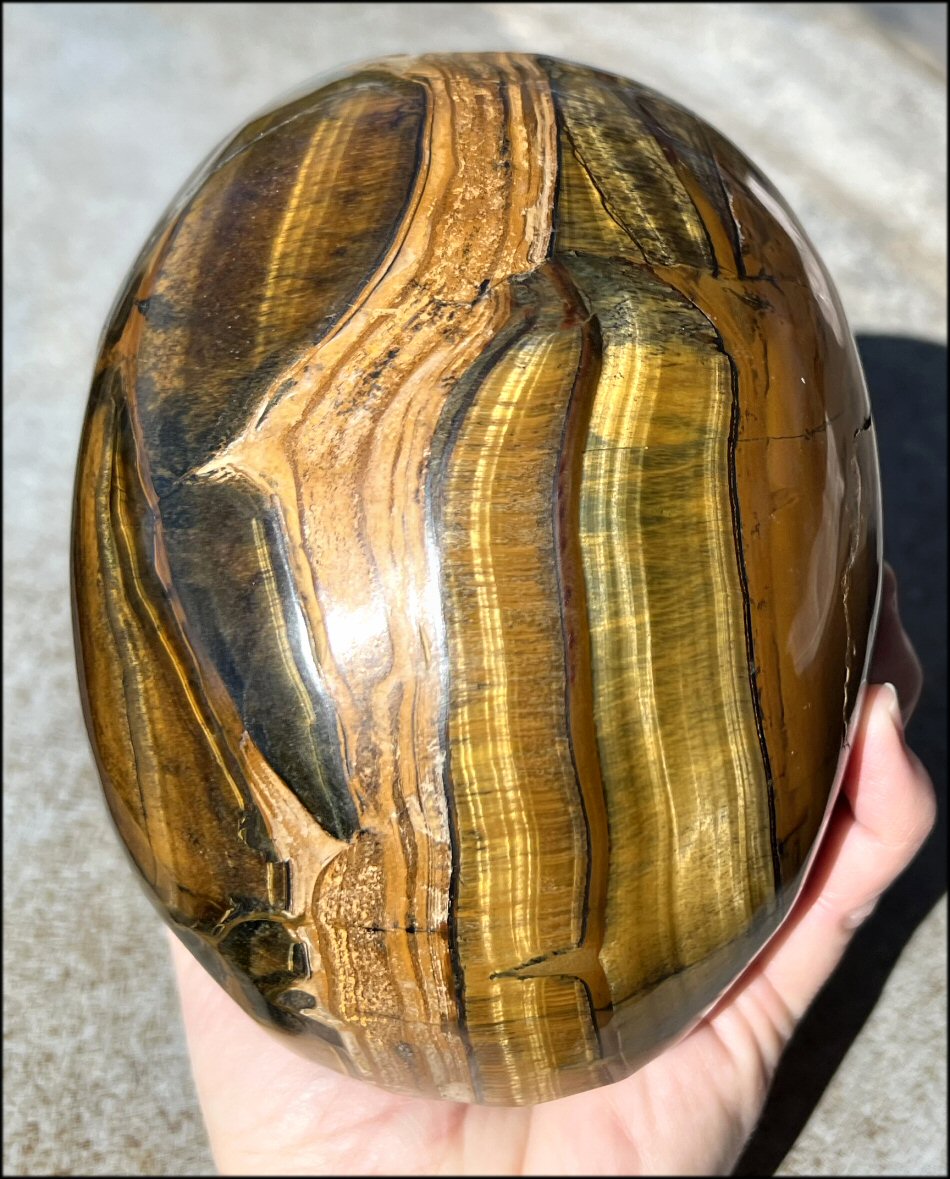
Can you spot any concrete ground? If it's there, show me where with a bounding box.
[4,3,945,1174]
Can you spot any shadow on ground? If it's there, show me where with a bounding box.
[734,334,948,1176]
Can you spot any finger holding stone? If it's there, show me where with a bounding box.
[750,682,936,1020]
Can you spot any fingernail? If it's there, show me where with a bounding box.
[844,899,879,930]
[882,682,904,737]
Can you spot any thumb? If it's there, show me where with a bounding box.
[751,682,936,1022]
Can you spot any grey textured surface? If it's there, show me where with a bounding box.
[3,3,946,1175]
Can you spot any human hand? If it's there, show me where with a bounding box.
[169,563,934,1176]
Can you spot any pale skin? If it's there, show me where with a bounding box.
[170,564,935,1176]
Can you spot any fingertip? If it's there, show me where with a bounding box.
[881,560,897,607]
[870,562,924,717]
[844,683,936,852]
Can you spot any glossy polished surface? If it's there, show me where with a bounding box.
[72,53,881,1105]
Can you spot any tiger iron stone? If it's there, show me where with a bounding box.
[72,53,882,1105]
